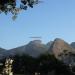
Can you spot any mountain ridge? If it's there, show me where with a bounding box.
[0,38,75,61]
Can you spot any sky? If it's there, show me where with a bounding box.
[0,0,75,49]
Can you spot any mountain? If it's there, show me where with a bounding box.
[0,38,75,66]
[46,41,53,49]
[8,40,48,57]
[0,48,6,52]
[25,40,48,57]
[48,38,74,58]
[7,45,26,56]
[0,48,7,59]
[48,38,75,65]
[70,42,75,49]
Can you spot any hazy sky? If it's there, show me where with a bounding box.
[0,0,75,49]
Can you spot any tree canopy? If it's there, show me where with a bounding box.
[0,0,40,19]
[12,54,75,75]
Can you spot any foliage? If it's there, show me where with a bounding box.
[0,0,39,20]
[12,53,75,75]
[0,53,74,75]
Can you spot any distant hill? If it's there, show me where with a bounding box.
[0,38,75,66]
[46,41,53,49]
[0,48,6,59]
[7,40,48,57]
[70,42,75,49]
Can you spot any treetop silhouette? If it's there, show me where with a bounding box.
[0,0,40,20]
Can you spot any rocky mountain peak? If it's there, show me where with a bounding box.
[49,38,74,58]
[28,40,42,45]
[54,38,64,41]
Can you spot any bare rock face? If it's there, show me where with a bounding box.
[49,38,75,59]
